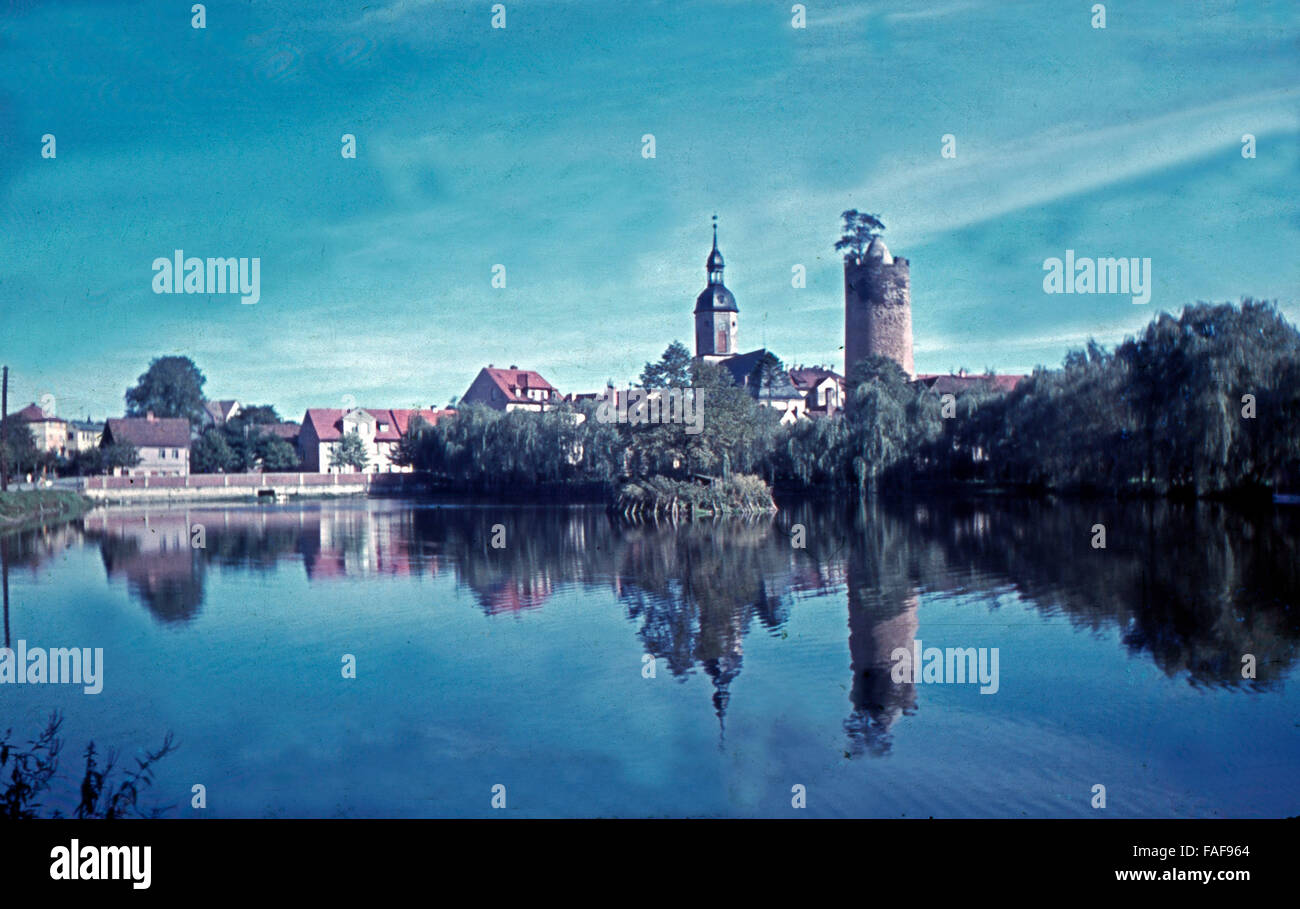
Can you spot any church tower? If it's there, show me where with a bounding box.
[844,236,913,378]
[694,217,739,363]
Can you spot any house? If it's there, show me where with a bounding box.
[789,365,846,418]
[68,420,105,453]
[201,399,241,428]
[102,414,192,476]
[719,349,808,425]
[14,403,69,455]
[298,407,452,473]
[459,366,560,412]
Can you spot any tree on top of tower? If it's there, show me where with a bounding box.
[835,210,886,259]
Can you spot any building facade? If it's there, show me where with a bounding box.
[14,403,69,456]
[102,415,191,476]
[460,367,560,412]
[789,366,846,417]
[68,420,105,453]
[298,407,450,473]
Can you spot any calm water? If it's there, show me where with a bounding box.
[2,496,1298,818]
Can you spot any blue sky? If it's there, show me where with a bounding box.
[2,0,1297,422]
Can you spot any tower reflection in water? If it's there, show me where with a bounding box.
[4,495,1289,756]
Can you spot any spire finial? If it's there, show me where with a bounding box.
[706,215,725,284]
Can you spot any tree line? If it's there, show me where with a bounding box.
[396,300,1300,500]
[7,299,1295,496]
[394,342,787,493]
[0,355,297,477]
[882,298,1300,497]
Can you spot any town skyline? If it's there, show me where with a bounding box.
[2,0,1297,420]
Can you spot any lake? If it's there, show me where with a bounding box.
[2,496,1298,818]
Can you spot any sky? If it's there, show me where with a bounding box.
[1,0,1297,422]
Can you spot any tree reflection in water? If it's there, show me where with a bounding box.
[5,496,1296,757]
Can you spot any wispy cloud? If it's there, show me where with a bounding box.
[771,87,1300,250]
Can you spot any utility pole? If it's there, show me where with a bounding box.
[1,365,8,492]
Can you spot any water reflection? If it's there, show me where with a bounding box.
[5,496,1298,756]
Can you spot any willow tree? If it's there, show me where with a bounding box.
[844,355,923,493]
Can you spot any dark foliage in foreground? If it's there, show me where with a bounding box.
[0,712,177,818]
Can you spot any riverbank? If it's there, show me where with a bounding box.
[0,489,94,530]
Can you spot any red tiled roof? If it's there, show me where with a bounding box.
[14,403,63,423]
[483,367,556,403]
[788,366,844,391]
[104,416,191,448]
[254,422,300,440]
[303,408,452,442]
[916,374,1025,394]
[390,409,451,436]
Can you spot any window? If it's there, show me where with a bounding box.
[160,448,166,459]
[173,449,180,458]
[716,329,727,353]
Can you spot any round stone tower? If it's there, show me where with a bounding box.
[844,237,913,378]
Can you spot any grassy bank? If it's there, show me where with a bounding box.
[615,474,778,518]
[0,489,94,530]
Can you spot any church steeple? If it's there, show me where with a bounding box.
[706,214,725,285]
[694,214,739,361]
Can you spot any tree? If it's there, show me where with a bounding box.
[101,442,141,473]
[330,431,369,472]
[65,446,105,477]
[255,434,298,471]
[835,209,886,259]
[125,356,207,428]
[844,355,928,492]
[1,712,176,818]
[0,417,39,478]
[677,360,777,477]
[236,404,280,424]
[640,341,693,389]
[213,411,287,472]
[191,429,238,473]
[773,414,851,489]
[749,351,787,406]
[394,416,431,468]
